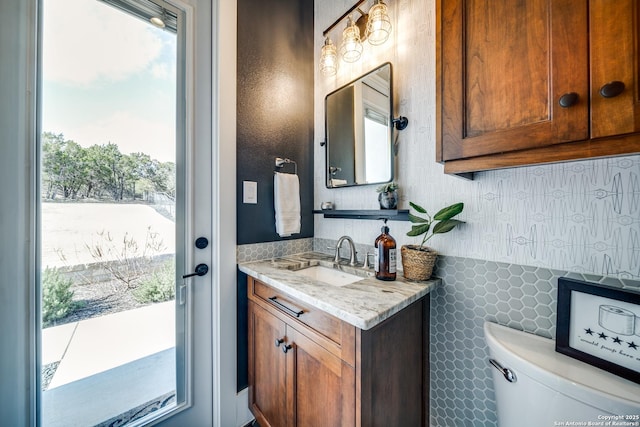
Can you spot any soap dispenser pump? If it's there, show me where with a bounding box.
[375,219,396,281]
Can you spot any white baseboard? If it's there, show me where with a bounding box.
[236,388,254,427]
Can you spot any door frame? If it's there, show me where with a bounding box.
[0,0,238,425]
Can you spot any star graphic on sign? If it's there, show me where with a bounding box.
[598,332,608,340]
[613,336,622,344]
[628,341,638,350]
[584,328,594,335]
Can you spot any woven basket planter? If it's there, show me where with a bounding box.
[401,245,437,281]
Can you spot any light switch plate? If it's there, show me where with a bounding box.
[243,181,257,204]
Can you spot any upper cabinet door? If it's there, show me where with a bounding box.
[440,0,589,161]
[589,0,640,139]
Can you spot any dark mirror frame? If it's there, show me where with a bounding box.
[324,62,394,189]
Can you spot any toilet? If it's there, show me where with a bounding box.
[484,322,640,427]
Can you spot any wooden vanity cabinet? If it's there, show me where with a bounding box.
[248,301,353,426]
[437,0,640,174]
[247,276,428,427]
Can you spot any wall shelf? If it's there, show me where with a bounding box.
[313,209,409,221]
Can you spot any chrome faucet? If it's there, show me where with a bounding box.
[334,236,358,266]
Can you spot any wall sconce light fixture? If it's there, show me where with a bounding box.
[320,0,393,76]
[320,37,339,76]
[366,0,392,45]
[339,17,363,63]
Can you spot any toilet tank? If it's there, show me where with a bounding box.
[484,322,640,427]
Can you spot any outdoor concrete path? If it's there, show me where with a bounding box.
[45,301,175,388]
[41,302,176,426]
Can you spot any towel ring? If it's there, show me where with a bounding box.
[275,157,297,175]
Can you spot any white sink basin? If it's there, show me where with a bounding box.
[295,265,363,287]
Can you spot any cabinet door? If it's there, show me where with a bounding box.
[248,302,287,427]
[590,0,640,138]
[440,0,589,160]
[285,326,355,427]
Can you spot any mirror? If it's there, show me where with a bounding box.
[325,63,393,188]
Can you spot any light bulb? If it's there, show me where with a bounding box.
[150,9,167,28]
[150,16,165,28]
[320,37,338,76]
[366,0,392,46]
[339,17,363,63]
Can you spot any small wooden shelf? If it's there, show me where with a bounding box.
[313,209,409,221]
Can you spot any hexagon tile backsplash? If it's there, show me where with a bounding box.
[430,255,640,427]
[236,238,313,262]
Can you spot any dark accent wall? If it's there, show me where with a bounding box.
[236,0,314,392]
[236,0,315,245]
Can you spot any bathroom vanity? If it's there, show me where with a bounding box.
[239,253,438,427]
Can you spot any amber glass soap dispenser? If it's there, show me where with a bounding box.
[375,219,396,281]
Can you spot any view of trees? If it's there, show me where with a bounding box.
[42,132,175,201]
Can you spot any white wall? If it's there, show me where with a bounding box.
[0,0,38,424]
[314,0,640,280]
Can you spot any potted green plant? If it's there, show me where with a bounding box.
[401,201,464,280]
[376,182,399,209]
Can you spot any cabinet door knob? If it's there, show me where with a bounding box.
[275,338,284,347]
[599,81,625,98]
[558,92,579,108]
[282,344,293,354]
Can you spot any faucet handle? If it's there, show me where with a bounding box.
[362,252,374,269]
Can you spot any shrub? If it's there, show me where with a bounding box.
[85,227,167,290]
[42,268,77,326]
[133,261,175,303]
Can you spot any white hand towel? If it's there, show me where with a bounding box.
[274,172,301,237]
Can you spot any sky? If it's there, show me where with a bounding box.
[42,0,177,162]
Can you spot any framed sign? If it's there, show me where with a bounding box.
[556,277,640,384]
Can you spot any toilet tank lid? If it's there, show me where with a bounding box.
[484,322,640,411]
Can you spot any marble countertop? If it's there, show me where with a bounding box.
[238,252,439,330]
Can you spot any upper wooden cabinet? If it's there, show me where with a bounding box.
[437,0,640,174]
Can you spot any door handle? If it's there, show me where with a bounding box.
[182,263,209,278]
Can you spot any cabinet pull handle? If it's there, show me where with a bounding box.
[268,296,304,317]
[599,81,625,98]
[558,92,579,108]
[275,338,284,347]
[282,344,293,354]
